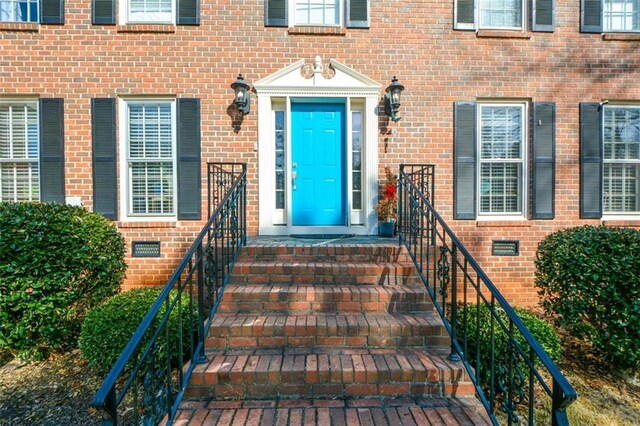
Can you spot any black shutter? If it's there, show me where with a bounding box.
[346,0,369,28]
[91,99,118,220]
[177,99,201,220]
[454,102,477,220]
[580,103,603,218]
[532,0,554,32]
[92,0,115,24]
[177,0,199,25]
[39,99,65,204]
[532,103,556,219]
[455,0,475,29]
[265,0,287,26]
[41,0,64,24]
[581,0,602,33]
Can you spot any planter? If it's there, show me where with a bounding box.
[379,220,396,238]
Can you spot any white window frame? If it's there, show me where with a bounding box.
[477,0,525,30]
[603,0,640,32]
[290,0,342,26]
[0,100,40,203]
[476,102,528,219]
[119,0,175,24]
[602,105,640,216]
[118,98,177,221]
[0,0,39,23]
[273,102,286,225]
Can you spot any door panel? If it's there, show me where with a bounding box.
[291,102,346,226]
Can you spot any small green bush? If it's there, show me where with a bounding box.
[80,288,197,374]
[535,225,640,371]
[457,304,561,393]
[0,202,126,360]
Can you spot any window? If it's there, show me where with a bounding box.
[603,106,640,214]
[604,0,640,31]
[0,0,38,22]
[128,0,172,22]
[479,0,523,29]
[265,0,369,28]
[125,101,176,217]
[0,102,39,202]
[455,0,554,31]
[275,110,285,209]
[295,0,339,25]
[478,104,526,215]
[352,110,362,209]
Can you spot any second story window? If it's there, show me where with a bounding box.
[128,0,173,23]
[295,0,339,25]
[604,0,640,31]
[455,0,554,32]
[479,0,523,29]
[265,0,369,28]
[0,0,38,22]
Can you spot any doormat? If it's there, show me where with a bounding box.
[290,234,355,240]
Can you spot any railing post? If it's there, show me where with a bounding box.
[551,378,567,426]
[448,245,461,362]
[194,243,208,364]
[101,387,117,426]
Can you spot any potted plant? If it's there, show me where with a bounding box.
[375,167,398,237]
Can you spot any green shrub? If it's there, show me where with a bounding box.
[0,202,126,360]
[80,288,197,374]
[535,225,640,371]
[457,304,561,393]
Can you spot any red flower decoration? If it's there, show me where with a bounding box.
[385,185,396,200]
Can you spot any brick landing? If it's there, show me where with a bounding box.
[172,398,491,425]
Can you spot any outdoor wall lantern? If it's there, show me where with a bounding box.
[384,76,405,122]
[231,74,251,115]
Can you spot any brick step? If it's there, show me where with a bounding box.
[186,347,472,401]
[228,261,422,286]
[172,397,491,425]
[217,283,433,314]
[207,312,449,350]
[238,244,414,263]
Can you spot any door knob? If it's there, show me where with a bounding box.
[292,162,297,168]
[291,171,297,191]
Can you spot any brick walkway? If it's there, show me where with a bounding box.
[172,398,491,425]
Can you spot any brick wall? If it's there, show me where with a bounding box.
[2,0,639,302]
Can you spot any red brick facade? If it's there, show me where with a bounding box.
[2,0,639,303]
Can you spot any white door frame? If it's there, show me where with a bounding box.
[254,57,381,235]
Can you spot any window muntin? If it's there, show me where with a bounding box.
[479,0,523,29]
[351,110,362,210]
[275,110,285,210]
[295,0,339,25]
[0,0,38,23]
[604,0,640,32]
[603,106,640,214]
[0,102,39,202]
[126,102,176,216]
[128,0,173,23]
[478,104,526,215]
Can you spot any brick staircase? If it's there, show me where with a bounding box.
[177,238,490,425]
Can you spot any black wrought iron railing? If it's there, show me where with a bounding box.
[92,162,247,426]
[398,164,576,426]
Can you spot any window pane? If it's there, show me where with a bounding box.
[480,0,522,28]
[352,111,362,210]
[129,104,173,159]
[604,0,640,31]
[479,163,522,214]
[1,162,39,202]
[130,162,174,215]
[295,0,339,25]
[0,0,38,22]
[480,106,522,160]
[129,0,172,22]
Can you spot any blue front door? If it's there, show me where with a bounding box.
[291,102,346,226]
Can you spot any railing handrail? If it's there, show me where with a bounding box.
[92,162,247,422]
[398,163,576,422]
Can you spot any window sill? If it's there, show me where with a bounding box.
[602,218,640,227]
[0,22,39,32]
[602,33,640,41]
[476,30,531,39]
[288,26,346,36]
[117,221,177,229]
[476,220,532,228]
[116,24,176,33]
